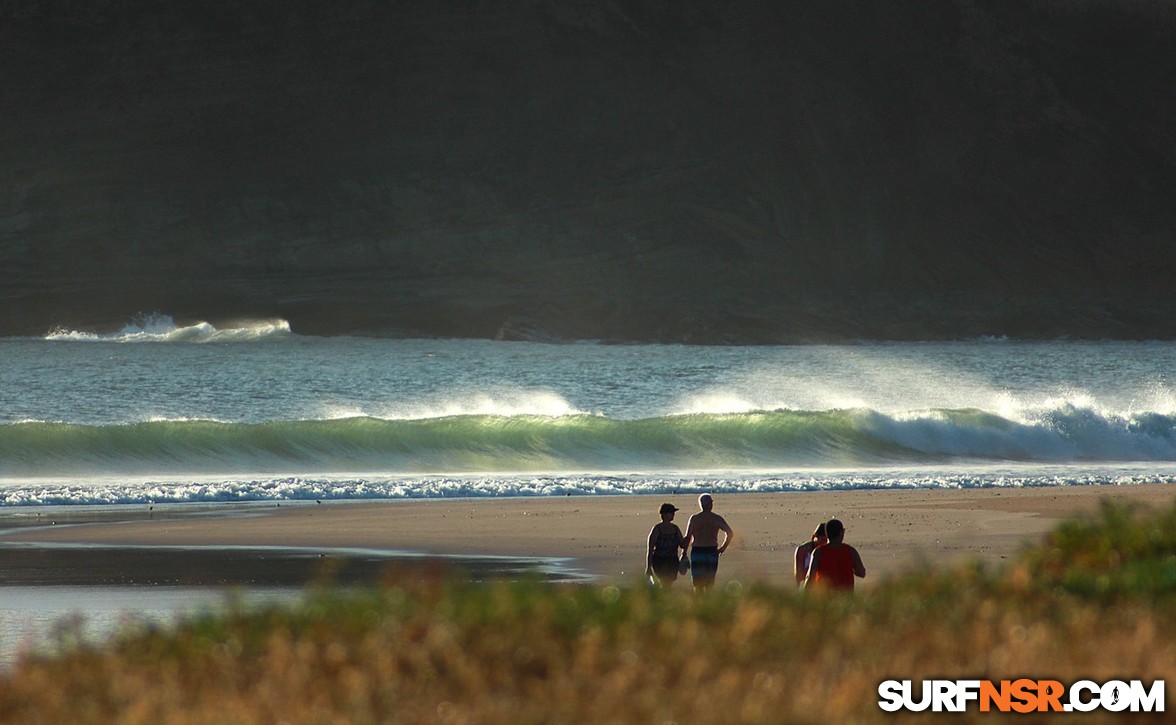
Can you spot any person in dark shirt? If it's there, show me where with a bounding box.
[646,502,686,586]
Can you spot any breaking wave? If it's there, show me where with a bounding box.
[44,314,291,343]
[3,404,1176,479]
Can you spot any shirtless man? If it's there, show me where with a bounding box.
[684,493,734,590]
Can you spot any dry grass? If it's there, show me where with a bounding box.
[1,500,1174,723]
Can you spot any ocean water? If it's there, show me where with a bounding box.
[0,586,298,670]
[3,315,1176,506]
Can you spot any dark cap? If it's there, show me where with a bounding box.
[659,503,678,514]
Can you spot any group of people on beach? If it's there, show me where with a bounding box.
[645,494,866,592]
[645,494,732,591]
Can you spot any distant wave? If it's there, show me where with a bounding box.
[3,405,1176,479]
[44,314,291,343]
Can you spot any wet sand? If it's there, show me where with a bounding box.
[2,484,1174,588]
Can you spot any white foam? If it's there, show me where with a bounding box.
[44,314,291,343]
[3,467,1176,506]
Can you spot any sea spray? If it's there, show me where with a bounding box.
[5,337,1176,505]
[44,314,291,343]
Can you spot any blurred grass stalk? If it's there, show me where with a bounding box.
[0,500,1173,723]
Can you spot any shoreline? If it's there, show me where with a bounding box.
[2,484,1175,588]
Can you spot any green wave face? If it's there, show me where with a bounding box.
[3,406,1174,476]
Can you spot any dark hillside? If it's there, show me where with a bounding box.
[3,0,1175,341]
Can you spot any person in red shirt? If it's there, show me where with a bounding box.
[803,518,865,592]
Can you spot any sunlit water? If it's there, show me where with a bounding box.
[0,586,299,670]
[4,319,1176,501]
[3,317,1176,663]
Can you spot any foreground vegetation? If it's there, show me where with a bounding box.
[2,500,1175,723]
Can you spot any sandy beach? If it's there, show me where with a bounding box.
[2,484,1174,588]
